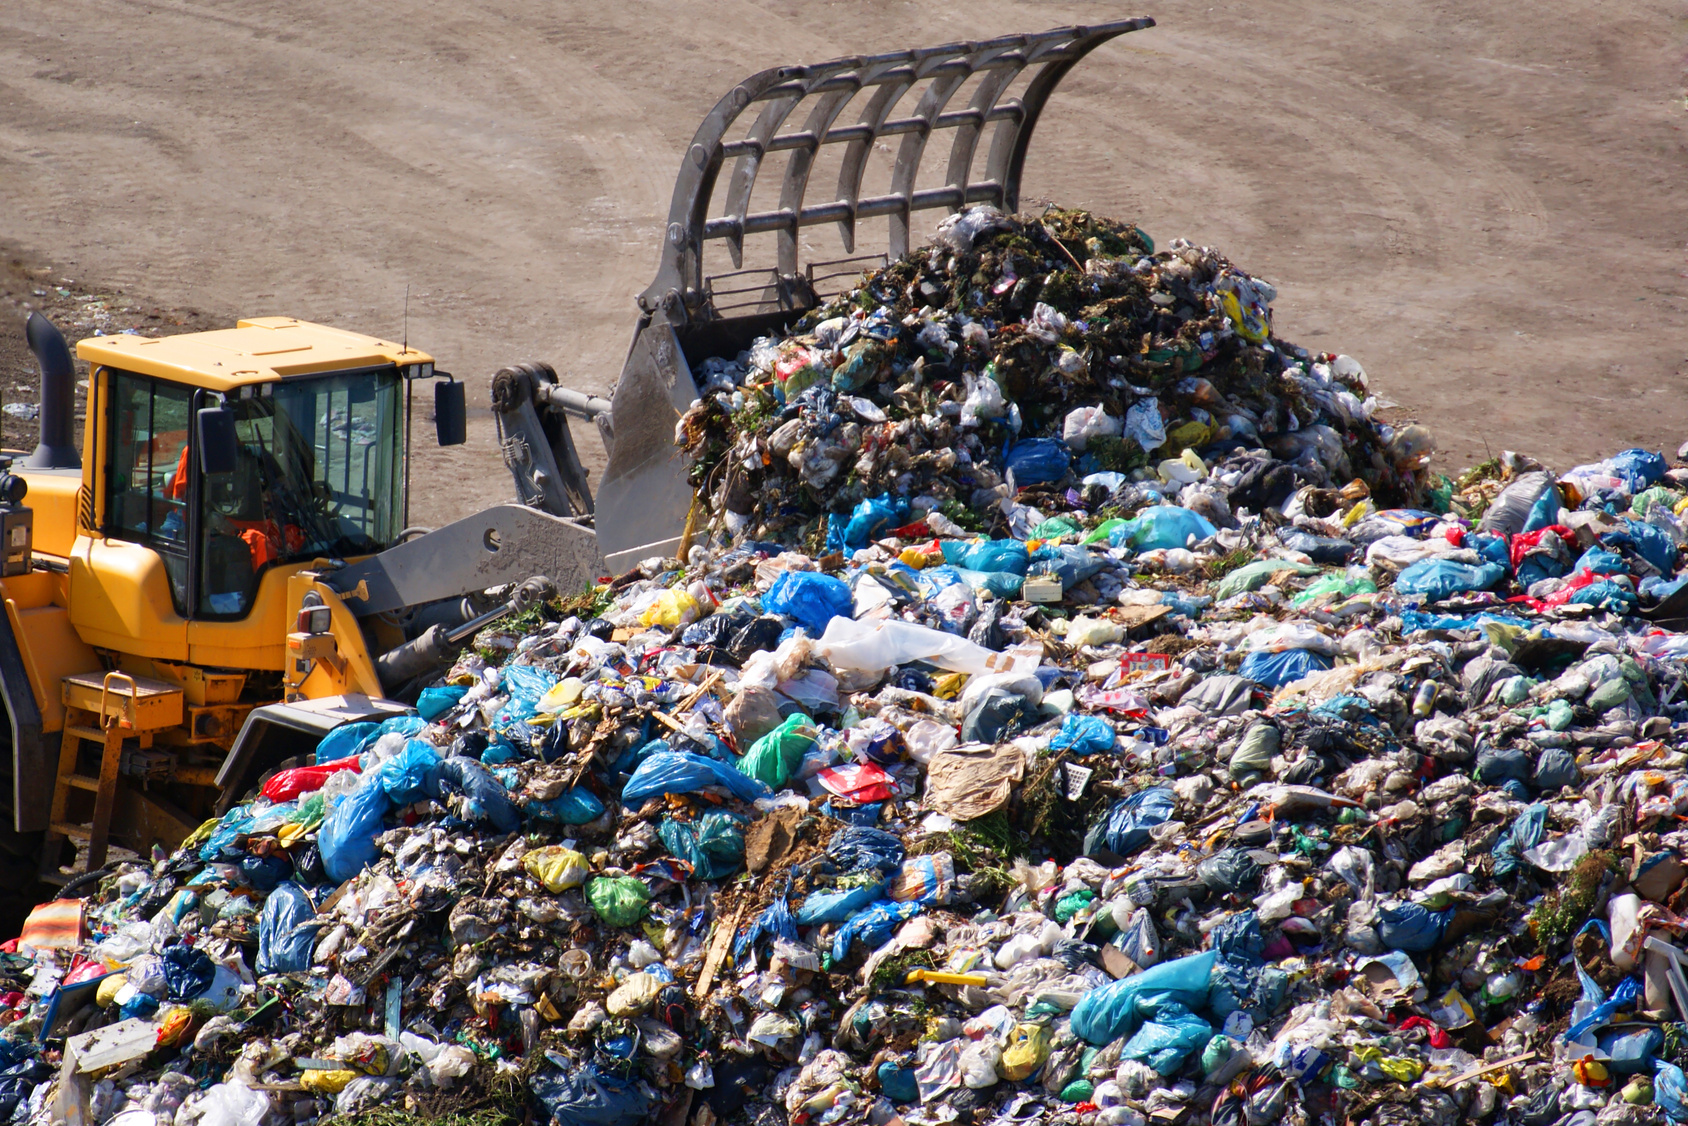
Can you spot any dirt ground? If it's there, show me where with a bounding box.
[1,0,1685,530]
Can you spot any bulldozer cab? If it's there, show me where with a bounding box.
[90,326,431,621]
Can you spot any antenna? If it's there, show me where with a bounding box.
[402,283,410,354]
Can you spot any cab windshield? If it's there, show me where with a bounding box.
[103,366,405,619]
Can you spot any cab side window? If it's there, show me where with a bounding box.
[105,370,193,614]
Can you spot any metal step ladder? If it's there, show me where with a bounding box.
[41,671,183,883]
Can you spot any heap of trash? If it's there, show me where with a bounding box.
[11,208,1688,1126]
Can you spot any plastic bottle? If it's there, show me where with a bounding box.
[1412,680,1439,718]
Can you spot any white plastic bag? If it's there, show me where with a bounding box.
[1124,400,1166,453]
[960,372,1007,428]
[1062,405,1121,451]
[195,1083,269,1126]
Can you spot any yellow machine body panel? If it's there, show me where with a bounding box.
[184,566,292,670]
[75,318,432,392]
[0,569,96,735]
[16,470,81,559]
[67,534,189,662]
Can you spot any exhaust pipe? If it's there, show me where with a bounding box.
[21,313,80,470]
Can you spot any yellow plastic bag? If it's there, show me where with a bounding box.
[95,973,126,1008]
[523,846,590,892]
[606,971,666,1016]
[640,589,701,628]
[537,678,587,713]
[1354,1045,1425,1083]
[1165,421,1214,452]
[898,547,929,569]
[301,1068,359,1094]
[999,1022,1051,1081]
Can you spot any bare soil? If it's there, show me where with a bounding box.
[2,0,1685,529]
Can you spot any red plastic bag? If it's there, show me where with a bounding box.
[261,755,362,802]
[816,762,895,804]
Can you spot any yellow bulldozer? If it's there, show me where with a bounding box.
[1,315,607,891]
[0,18,1152,898]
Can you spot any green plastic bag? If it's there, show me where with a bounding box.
[1214,559,1320,600]
[1632,486,1679,516]
[1290,571,1376,608]
[1424,474,1454,515]
[585,876,651,928]
[1031,515,1083,540]
[288,792,327,827]
[1054,888,1095,924]
[737,713,819,788]
[1059,1079,1095,1104]
[1080,518,1128,546]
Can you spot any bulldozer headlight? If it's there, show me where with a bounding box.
[296,606,332,634]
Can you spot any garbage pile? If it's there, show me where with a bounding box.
[677,206,1436,553]
[12,211,1688,1126]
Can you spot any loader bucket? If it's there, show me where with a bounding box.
[588,19,1156,561]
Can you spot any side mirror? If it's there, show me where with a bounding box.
[196,407,239,475]
[435,377,466,447]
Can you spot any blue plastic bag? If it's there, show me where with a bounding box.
[796,881,887,925]
[1121,1003,1214,1074]
[1599,1027,1663,1074]
[1207,911,1266,1018]
[528,1065,652,1126]
[529,788,606,826]
[1573,547,1629,576]
[1004,438,1071,486]
[763,570,854,635]
[1566,972,1642,1044]
[1521,484,1562,534]
[1028,543,1109,586]
[256,882,321,975]
[954,539,1031,576]
[379,740,441,806]
[1109,506,1218,552]
[435,756,521,833]
[827,494,910,553]
[1238,648,1332,689]
[1071,949,1219,1044]
[1656,1061,1688,1122]
[1049,713,1116,755]
[828,826,905,875]
[1467,532,1512,568]
[1618,519,1679,574]
[1087,787,1177,857]
[1392,559,1507,601]
[1492,803,1547,878]
[491,665,558,755]
[658,810,746,881]
[830,899,924,962]
[953,568,1024,598]
[734,893,799,962]
[314,721,380,765]
[1607,448,1667,492]
[162,944,215,1001]
[365,714,427,744]
[319,770,392,882]
[1376,901,1450,952]
[198,807,256,862]
[416,685,468,721]
[240,854,292,893]
[622,751,771,805]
